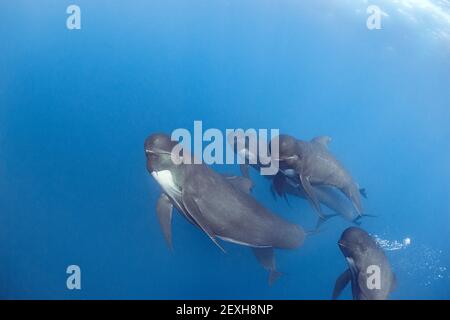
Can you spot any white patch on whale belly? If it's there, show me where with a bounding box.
[151,170,181,196]
[217,236,271,248]
[346,257,355,266]
[346,257,358,276]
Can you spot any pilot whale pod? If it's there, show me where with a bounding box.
[145,133,305,284]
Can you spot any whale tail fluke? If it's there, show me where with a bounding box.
[315,213,339,230]
[269,270,283,286]
[359,188,367,198]
[252,248,283,286]
[352,213,378,225]
[352,218,362,226]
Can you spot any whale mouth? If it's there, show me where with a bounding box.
[338,241,349,249]
[272,155,298,162]
[145,148,172,156]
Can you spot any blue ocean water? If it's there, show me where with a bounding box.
[1,0,449,299]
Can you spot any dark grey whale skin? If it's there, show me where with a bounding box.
[229,135,362,225]
[277,179,361,224]
[275,134,364,217]
[333,227,396,300]
[145,133,305,285]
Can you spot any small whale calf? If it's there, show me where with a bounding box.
[145,133,306,285]
[333,227,396,300]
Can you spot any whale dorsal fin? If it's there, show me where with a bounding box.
[311,136,332,148]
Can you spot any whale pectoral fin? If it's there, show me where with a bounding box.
[182,192,226,253]
[283,192,291,207]
[156,193,174,250]
[270,184,277,200]
[299,174,323,218]
[359,188,367,198]
[239,164,250,179]
[225,175,253,194]
[273,174,292,206]
[345,257,361,300]
[332,269,351,300]
[272,172,286,197]
[311,136,332,148]
[252,248,282,286]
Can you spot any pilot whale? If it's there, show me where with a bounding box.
[272,134,365,217]
[228,133,366,226]
[145,133,306,284]
[332,227,396,300]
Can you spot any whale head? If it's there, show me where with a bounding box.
[269,134,299,167]
[144,133,179,172]
[338,227,374,259]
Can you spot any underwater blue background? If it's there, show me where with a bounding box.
[1,0,449,299]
